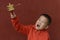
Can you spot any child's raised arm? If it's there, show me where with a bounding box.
[7,3,32,35]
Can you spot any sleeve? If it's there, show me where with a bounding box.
[11,17,32,35]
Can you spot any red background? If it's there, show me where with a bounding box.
[0,0,60,40]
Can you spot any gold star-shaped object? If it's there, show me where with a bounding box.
[7,3,15,11]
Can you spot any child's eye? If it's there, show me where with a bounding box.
[41,21,45,23]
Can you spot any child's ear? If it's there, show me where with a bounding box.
[45,26,48,29]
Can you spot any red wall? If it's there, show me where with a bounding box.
[0,0,60,40]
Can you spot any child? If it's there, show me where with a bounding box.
[7,3,51,40]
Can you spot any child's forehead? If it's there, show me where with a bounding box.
[38,16,49,22]
[39,16,48,20]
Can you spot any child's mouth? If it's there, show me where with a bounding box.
[37,24,40,27]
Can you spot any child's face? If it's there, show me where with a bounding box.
[35,16,49,30]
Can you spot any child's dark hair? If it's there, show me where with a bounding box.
[40,14,51,25]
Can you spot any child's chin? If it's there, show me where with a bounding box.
[37,28,44,30]
[36,28,41,30]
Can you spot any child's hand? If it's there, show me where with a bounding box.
[7,3,15,11]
